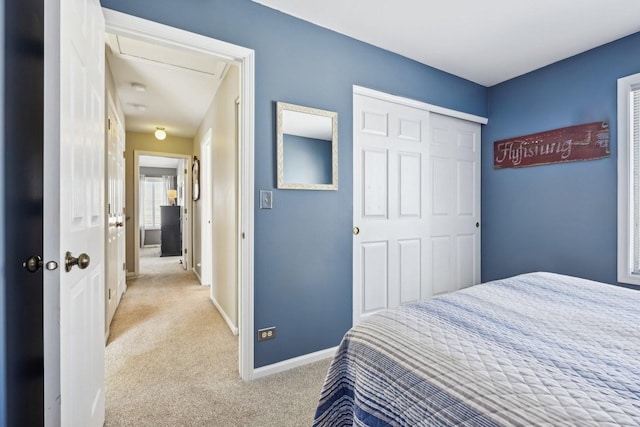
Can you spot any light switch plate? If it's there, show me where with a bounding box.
[260,190,273,209]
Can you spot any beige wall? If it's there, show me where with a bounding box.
[125,131,194,274]
[193,65,239,329]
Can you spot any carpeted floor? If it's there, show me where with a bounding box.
[105,248,331,426]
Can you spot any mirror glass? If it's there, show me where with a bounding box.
[277,102,338,190]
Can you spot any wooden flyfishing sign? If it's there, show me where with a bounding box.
[494,122,609,169]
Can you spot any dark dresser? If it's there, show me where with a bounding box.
[160,205,181,256]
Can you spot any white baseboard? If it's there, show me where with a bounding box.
[193,268,202,283]
[210,295,239,336]
[251,346,338,380]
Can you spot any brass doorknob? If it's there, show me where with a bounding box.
[353,227,360,235]
[65,251,91,272]
[23,255,43,273]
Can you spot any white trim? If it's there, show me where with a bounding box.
[617,72,640,286]
[210,295,239,336]
[103,8,256,381]
[252,346,337,380]
[353,85,488,125]
[133,150,192,276]
[200,129,213,288]
[44,1,62,424]
[238,51,256,381]
[192,267,202,284]
[103,9,241,62]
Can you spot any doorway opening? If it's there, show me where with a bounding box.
[135,153,192,275]
[103,8,255,382]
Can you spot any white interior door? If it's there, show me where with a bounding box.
[201,130,213,287]
[59,0,105,425]
[353,91,482,326]
[106,103,119,332]
[116,118,126,295]
[353,94,430,325]
[106,98,126,334]
[428,113,481,295]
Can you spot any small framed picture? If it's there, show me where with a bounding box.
[192,156,200,201]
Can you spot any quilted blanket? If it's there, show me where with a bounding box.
[313,272,640,426]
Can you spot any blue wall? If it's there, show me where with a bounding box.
[100,0,487,367]
[482,32,640,285]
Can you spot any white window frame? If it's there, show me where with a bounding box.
[143,177,164,229]
[617,72,640,286]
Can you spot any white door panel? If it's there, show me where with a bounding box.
[106,100,126,331]
[59,0,105,425]
[361,241,388,313]
[353,94,429,325]
[354,93,481,325]
[428,113,481,296]
[399,238,421,304]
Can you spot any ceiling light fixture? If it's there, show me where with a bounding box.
[128,103,147,112]
[154,127,167,140]
[131,82,147,92]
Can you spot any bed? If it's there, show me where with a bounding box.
[313,272,640,426]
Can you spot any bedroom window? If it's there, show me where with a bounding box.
[618,72,640,286]
[143,177,165,229]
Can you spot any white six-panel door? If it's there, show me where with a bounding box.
[428,112,481,295]
[353,92,481,325]
[59,0,106,425]
[353,94,430,325]
[106,99,126,333]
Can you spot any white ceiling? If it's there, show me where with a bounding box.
[253,0,640,86]
[106,34,232,138]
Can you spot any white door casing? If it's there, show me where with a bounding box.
[353,87,485,326]
[201,129,213,287]
[46,0,106,425]
[176,159,188,270]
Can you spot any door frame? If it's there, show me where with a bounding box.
[133,150,193,274]
[353,86,489,125]
[103,8,256,382]
[199,128,213,287]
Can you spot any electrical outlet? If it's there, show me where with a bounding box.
[257,326,276,342]
[260,190,273,209]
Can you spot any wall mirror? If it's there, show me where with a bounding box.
[277,102,338,190]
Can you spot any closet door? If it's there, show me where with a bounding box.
[428,113,481,296]
[353,91,481,326]
[353,94,430,325]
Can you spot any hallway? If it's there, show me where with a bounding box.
[104,249,329,426]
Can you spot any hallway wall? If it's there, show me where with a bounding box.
[192,65,240,330]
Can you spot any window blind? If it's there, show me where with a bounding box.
[144,178,164,228]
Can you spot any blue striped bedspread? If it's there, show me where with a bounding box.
[313,272,640,426]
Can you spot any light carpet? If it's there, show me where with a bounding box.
[105,248,331,426]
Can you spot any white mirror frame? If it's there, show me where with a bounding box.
[276,102,338,190]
